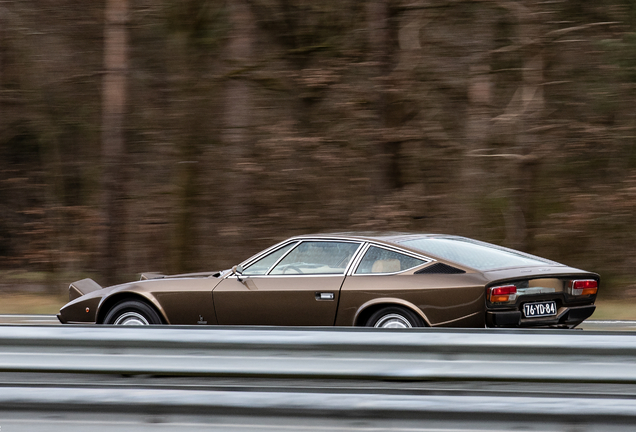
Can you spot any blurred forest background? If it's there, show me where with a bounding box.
[1,0,636,302]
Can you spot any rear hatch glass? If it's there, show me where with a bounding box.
[398,236,560,271]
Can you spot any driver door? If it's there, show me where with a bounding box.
[213,240,362,326]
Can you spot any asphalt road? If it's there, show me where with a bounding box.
[579,320,636,331]
[1,314,635,331]
[0,314,61,325]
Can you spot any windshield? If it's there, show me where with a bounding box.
[398,236,559,271]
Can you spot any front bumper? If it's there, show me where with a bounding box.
[486,304,596,328]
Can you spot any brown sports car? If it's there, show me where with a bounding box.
[58,233,599,328]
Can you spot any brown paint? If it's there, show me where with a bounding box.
[58,233,599,328]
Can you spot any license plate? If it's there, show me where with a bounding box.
[523,301,557,318]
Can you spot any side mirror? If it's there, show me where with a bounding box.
[232,265,244,281]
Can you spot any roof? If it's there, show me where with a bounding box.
[292,232,445,246]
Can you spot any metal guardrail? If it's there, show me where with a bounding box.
[2,325,636,431]
[2,325,636,381]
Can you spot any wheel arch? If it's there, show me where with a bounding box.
[353,298,431,327]
[97,292,169,324]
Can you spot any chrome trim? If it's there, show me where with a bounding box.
[263,241,300,275]
[347,243,371,276]
[113,312,149,326]
[265,239,363,276]
[373,313,412,328]
[235,236,433,279]
[238,240,299,270]
[237,241,299,277]
[343,242,366,275]
[229,274,349,279]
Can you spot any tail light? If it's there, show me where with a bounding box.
[489,285,517,303]
[568,279,598,296]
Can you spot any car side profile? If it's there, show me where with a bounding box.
[58,233,599,328]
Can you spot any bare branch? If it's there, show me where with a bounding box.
[545,21,620,38]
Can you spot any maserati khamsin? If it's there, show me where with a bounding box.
[58,233,598,328]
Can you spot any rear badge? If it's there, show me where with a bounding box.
[197,315,207,324]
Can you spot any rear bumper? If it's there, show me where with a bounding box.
[486,304,596,328]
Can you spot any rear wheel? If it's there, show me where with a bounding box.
[104,300,163,325]
[365,306,424,328]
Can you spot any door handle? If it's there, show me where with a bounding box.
[315,292,335,301]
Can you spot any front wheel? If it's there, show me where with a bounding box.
[365,306,424,328]
[104,300,163,325]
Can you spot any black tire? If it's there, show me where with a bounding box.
[365,306,424,328]
[104,300,163,325]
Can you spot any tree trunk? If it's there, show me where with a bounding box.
[173,63,205,274]
[367,0,396,198]
[223,0,254,227]
[513,2,544,252]
[461,7,495,236]
[101,0,128,284]
[514,51,543,252]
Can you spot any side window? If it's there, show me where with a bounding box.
[270,241,360,275]
[242,242,297,275]
[355,246,425,274]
